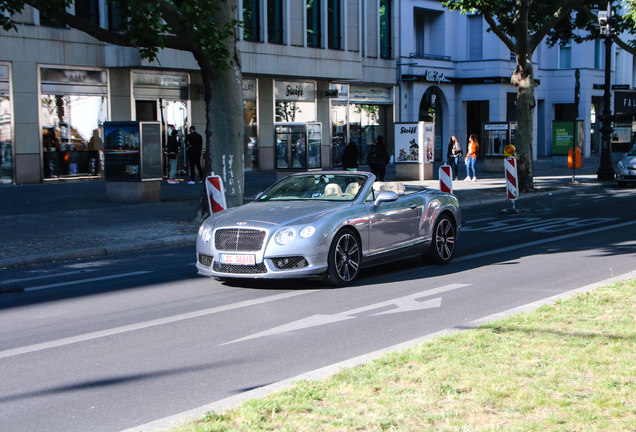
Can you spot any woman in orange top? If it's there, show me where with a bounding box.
[464,134,479,181]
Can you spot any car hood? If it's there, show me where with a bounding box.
[209,200,352,228]
[620,154,636,168]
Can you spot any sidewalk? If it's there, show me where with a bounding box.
[0,157,610,272]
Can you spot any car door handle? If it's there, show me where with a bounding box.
[409,204,417,209]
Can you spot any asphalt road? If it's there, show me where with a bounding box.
[1,185,635,432]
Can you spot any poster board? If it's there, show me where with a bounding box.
[103,121,141,181]
[552,121,584,155]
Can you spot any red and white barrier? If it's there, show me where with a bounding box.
[439,164,453,193]
[504,157,519,200]
[206,174,227,214]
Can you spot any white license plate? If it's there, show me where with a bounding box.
[219,253,256,265]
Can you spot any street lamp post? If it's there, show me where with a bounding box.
[597,1,616,181]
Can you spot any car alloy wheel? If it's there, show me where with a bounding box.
[429,214,455,264]
[325,228,361,287]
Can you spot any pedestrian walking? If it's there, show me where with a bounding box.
[341,141,359,171]
[464,134,479,181]
[366,135,390,181]
[186,126,204,184]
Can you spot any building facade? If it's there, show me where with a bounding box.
[398,0,634,169]
[0,0,398,185]
[2,1,633,187]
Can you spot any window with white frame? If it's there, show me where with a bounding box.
[559,41,572,69]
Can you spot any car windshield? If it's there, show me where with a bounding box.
[257,174,368,202]
[627,146,636,156]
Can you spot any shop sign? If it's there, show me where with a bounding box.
[243,79,257,101]
[324,89,339,98]
[424,70,451,85]
[484,123,509,131]
[330,84,349,101]
[41,68,107,85]
[349,85,392,104]
[275,81,315,102]
[614,91,636,115]
[133,72,188,88]
[394,123,420,163]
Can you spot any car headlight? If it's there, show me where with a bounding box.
[299,226,315,239]
[199,226,212,243]
[275,228,296,245]
[617,160,625,168]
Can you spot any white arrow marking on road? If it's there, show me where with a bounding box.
[223,283,469,345]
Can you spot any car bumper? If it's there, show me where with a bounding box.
[195,253,328,279]
[616,167,636,182]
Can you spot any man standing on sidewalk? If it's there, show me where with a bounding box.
[186,126,204,184]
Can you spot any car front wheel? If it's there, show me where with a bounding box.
[324,228,361,287]
[428,214,456,264]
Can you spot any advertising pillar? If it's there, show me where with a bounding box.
[394,122,434,181]
[103,121,162,203]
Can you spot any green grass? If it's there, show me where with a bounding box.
[173,279,636,431]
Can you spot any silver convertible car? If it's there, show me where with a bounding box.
[196,172,461,287]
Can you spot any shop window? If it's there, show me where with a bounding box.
[268,0,284,44]
[307,0,322,48]
[349,104,380,165]
[328,0,342,50]
[0,66,12,185]
[331,103,347,167]
[244,78,258,172]
[380,0,392,59]
[275,124,322,169]
[41,95,107,178]
[75,0,100,26]
[467,15,483,61]
[243,0,261,42]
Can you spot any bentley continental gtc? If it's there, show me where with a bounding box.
[196,172,461,287]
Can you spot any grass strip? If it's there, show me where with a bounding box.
[174,279,636,431]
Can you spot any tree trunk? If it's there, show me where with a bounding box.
[512,58,536,193]
[195,1,243,223]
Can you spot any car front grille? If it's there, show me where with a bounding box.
[271,256,309,270]
[198,254,213,267]
[213,261,267,274]
[215,228,266,251]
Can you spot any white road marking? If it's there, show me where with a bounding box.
[0,290,318,360]
[24,271,153,291]
[1,269,98,284]
[223,284,469,345]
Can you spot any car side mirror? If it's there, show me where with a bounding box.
[374,190,398,206]
[254,192,264,201]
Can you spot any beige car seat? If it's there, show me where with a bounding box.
[344,182,360,196]
[372,181,387,192]
[323,183,343,197]
[384,182,405,195]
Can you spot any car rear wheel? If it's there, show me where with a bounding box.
[428,214,456,264]
[324,228,361,287]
